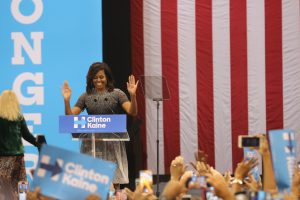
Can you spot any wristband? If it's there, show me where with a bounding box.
[231,178,243,185]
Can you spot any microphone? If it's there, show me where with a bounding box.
[102,96,125,142]
[94,98,97,102]
[104,97,115,114]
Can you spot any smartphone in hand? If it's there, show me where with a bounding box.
[18,181,29,194]
[238,135,261,148]
[139,170,153,194]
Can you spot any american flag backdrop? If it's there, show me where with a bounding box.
[131,0,300,174]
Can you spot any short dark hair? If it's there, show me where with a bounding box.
[86,62,115,94]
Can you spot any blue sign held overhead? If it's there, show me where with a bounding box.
[32,145,116,200]
[268,129,296,192]
[40,161,62,177]
[59,114,127,133]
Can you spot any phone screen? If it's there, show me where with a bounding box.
[242,137,260,147]
[139,170,153,193]
[18,181,29,194]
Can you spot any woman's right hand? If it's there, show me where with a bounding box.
[61,81,72,101]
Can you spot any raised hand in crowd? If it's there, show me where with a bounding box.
[190,150,208,171]
[232,157,258,194]
[170,156,186,181]
[124,183,157,200]
[223,170,232,186]
[234,158,258,181]
[196,160,210,176]
[205,167,234,200]
[161,170,193,200]
[243,173,262,192]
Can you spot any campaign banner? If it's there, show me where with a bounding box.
[268,129,296,191]
[59,114,127,133]
[32,145,116,200]
[0,0,102,184]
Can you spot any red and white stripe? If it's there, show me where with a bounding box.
[131,0,300,174]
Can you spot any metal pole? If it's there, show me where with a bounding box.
[156,100,160,197]
[92,133,96,158]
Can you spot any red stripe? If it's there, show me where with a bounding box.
[161,0,180,173]
[131,0,147,169]
[195,0,215,167]
[265,0,283,131]
[230,0,248,169]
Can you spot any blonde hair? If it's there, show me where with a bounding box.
[0,90,22,121]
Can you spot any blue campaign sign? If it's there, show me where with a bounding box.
[59,114,127,133]
[32,145,116,200]
[268,129,296,191]
[0,0,102,184]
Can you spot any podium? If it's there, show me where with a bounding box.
[59,114,130,157]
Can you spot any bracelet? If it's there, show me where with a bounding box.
[231,178,243,185]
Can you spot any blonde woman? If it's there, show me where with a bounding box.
[0,90,40,195]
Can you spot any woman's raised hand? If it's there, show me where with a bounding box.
[61,81,72,101]
[127,75,139,96]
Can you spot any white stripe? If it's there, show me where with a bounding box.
[247,0,266,135]
[178,0,198,166]
[282,0,300,160]
[143,0,165,174]
[247,0,266,174]
[213,0,232,173]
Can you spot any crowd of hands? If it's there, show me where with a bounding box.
[25,134,300,200]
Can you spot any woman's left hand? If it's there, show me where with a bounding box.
[127,75,139,96]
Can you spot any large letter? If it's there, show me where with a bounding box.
[11,32,44,64]
[23,113,42,133]
[24,153,39,180]
[11,0,43,24]
[13,72,44,105]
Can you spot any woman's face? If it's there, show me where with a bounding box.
[93,70,107,91]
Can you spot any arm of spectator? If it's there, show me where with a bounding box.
[124,187,135,200]
[291,167,300,198]
[85,194,101,200]
[160,171,193,200]
[223,170,232,187]
[170,156,186,181]
[243,173,261,192]
[205,167,234,200]
[124,184,157,200]
[196,161,210,176]
[283,193,298,200]
[232,158,258,194]
[190,150,208,171]
[256,134,278,193]
[26,187,56,200]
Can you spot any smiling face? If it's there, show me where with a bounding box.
[92,70,107,92]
